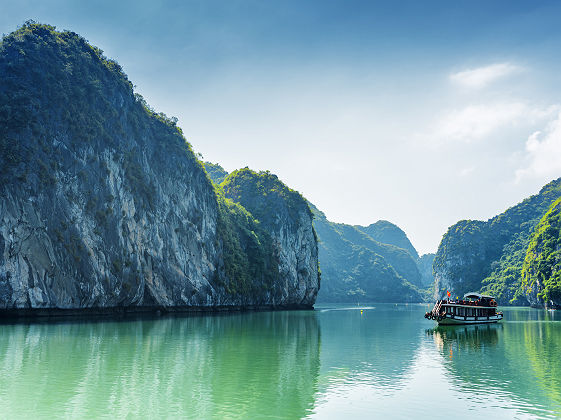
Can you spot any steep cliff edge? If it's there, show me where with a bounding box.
[0,22,319,312]
[433,178,561,304]
[220,169,319,305]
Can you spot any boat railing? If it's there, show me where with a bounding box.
[431,300,443,317]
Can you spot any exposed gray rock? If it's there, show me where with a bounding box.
[0,23,319,313]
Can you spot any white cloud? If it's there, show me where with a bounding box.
[450,63,520,89]
[434,102,526,142]
[432,103,559,144]
[516,111,561,181]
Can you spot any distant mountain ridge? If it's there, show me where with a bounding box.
[357,221,419,260]
[309,204,425,302]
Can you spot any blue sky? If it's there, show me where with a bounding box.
[3,1,561,253]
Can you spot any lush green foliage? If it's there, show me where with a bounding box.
[204,162,228,185]
[521,198,561,305]
[434,178,561,304]
[214,189,279,296]
[221,168,312,227]
[0,21,198,192]
[216,168,315,297]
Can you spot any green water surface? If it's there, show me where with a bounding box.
[0,305,560,419]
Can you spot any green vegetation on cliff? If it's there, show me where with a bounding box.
[204,166,280,296]
[434,178,561,304]
[333,223,422,288]
[0,22,320,309]
[214,189,279,296]
[219,168,319,304]
[417,253,436,287]
[202,162,430,302]
[205,164,283,296]
[204,162,228,185]
[0,21,197,193]
[221,168,312,228]
[521,198,561,306]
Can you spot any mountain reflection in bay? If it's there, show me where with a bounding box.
[1,306,561,418]
[0,312,320,419]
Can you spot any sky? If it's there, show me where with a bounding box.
[2,0,561,254]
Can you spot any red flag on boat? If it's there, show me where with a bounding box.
[447,290,451,298]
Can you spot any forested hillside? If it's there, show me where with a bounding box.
[310,204,424,302]
[433,178,561,305]
[521,198,561,307]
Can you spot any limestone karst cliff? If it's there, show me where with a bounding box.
[221,168,320,305]
[205,163,426,303]
[433,178,561,306]
[521,198,561,308]
[0,22,319,312]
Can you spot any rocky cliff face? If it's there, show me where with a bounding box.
[207,165,421,303]
[221,169,319,306]
[0,23,318,312]
[417,253,435,288]
[433,178,561,305]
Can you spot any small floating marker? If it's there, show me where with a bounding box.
[360,309,363,315]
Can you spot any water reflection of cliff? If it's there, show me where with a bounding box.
[427,309,561,416]
[0,311,320,418]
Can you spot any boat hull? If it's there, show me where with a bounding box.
[437,314,503,325]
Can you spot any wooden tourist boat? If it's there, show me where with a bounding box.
[424,293,503,325]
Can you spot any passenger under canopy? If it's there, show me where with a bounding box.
[463,292,494,300]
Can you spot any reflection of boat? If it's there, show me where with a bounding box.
[424,293,503,325]
[426,323,501,351]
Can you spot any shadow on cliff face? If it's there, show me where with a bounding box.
[0,310,321,418]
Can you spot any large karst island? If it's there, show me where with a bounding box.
[0,22,319,314]
[1,22,560,315]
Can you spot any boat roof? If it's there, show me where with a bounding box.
[463,292,495,299]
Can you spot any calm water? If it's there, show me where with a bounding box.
[1,305,560,419]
